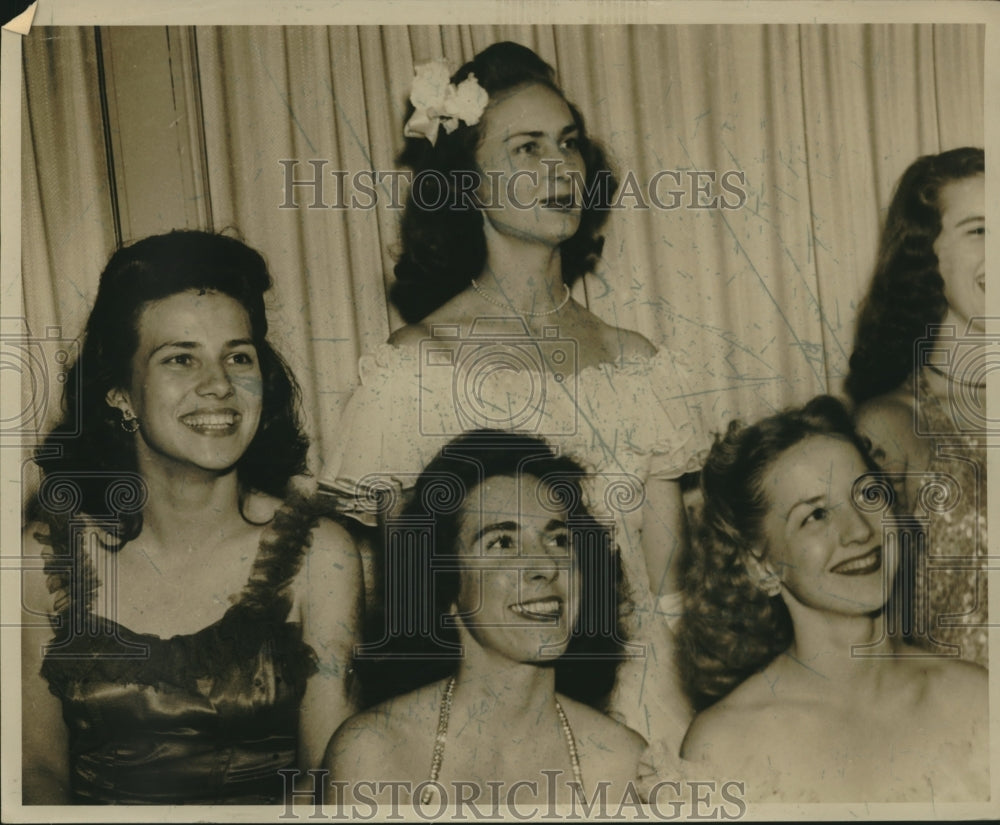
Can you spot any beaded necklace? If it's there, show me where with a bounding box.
[470,279,571,317]
[420,676,584,805]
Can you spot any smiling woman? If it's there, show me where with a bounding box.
[676,396,988,802]
[846,148,988,667]
[325,430,646,808]
[105,290,265,476]
[21,231,362,805]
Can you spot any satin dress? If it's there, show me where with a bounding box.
[38,502,319,804]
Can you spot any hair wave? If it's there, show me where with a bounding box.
[845,147,984,404]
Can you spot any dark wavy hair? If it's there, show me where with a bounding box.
[678,395,882,711]
[30,230,309,543]
[356,429,629,709]
[845,147,984,404]
[390,41,619,323]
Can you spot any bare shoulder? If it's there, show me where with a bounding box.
[904,657,989,760]
[919,657,988,704]
[681,701,739,762]
[307,516,360,566]
[680,679,784,764]
[324,683,439,776]
[854,391,937,496]
[335,681,440,737]
[854,389,914,427]
[557,695,646,764]
[324,707,390,782]
[387,293,475,348]
[296,516,362,630]
[327,704,393,750]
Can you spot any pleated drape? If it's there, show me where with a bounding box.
[21,28,115,368]
[20,24,984,470]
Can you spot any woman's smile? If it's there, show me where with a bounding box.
[508,596,564,621]
[179,407,243,435]
[828,545,882,576]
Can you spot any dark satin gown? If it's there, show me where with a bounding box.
[38,504,318,804]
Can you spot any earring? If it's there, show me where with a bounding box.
[746,552,782,598]
[121,410,139,433]
[758,569,782,598]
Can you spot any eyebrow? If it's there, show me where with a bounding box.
[954,215,984,227]
[784,494,825,521]
[148,338,254,358]
[472,518,568,544]
[503,124,579,143]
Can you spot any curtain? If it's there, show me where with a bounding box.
[20,24,985,471]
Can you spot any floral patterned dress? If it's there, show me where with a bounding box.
[912,370,988,666]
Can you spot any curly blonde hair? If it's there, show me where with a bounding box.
[678,395,880,710]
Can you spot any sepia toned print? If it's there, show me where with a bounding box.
[3,1,995,821]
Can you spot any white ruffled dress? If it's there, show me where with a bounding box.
[324,343,714,753]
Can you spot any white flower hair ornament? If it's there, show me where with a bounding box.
[403,59,489,146]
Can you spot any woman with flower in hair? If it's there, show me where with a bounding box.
[678,396,987,802]
[325,42,708,753]
[21,230,362,804]
[846,148,986,666]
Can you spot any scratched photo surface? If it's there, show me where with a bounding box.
[7,11,995,822]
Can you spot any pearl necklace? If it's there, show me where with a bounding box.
[420,676,584,805]
[470,279,571,317]
[926,363,987,391]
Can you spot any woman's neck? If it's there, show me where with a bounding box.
[134,459,248,548]
[781,604,893,687]
[451,657,560,732]
[476,227,566,313]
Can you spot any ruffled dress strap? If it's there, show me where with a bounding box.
[39,488,323,696]
[239,482,326,609]
[34,513,103,640]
